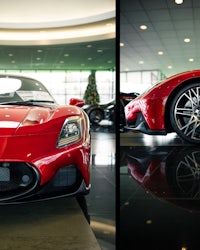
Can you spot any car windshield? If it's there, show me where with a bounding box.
[0,75,55,105]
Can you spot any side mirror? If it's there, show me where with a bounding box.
[69,98,85,107]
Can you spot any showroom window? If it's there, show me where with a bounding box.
[1,70,115,105]
[120,70,165,94]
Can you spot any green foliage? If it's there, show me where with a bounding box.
[84,71,100,104]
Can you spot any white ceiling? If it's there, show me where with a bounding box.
[0,0,115,29]
[120,0,200,77]
[0,0,115,45]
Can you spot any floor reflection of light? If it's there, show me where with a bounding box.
[146,219,152,225]
[92,153,115,166]
[181,247,187,250]
[142,133,177,146]
[90,220,115,235]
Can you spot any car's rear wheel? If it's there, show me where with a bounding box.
[170,83,200,144]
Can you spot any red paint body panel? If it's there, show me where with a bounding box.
[0,74,91,202]
[125,70,200,131]
[0,105,90,186]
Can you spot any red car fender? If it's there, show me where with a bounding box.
[126,70,200,130]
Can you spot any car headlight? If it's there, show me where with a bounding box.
[57,116,82,148]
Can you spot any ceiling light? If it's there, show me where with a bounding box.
[64,54,69,57]
[168,65,172,69]
[120,42,124,47]
[140,25,148,30]
[158,51,164,55]
[175,0,183,4]
[184,38,190,43]
[97,49,103,52]
[188,58,194,62]
[0,18,115,46]
[138,61,144,64]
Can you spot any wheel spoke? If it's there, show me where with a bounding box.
[173,86,200,140]
[176,107,193,117]
[180,116,200,137]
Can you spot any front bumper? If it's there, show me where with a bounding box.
[0,163,90,204]
[125,112,167,135]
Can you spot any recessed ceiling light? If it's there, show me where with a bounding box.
[140,25,148,30]
[188,58,194,62]
[37,49,43,53]
[139,60,144,64]
[87,45,92,48]
[158,51,164,55]
[64,54,69,57]
[88,58,92,60]
[175,0,183,4]
[8,53,13,57]
[184,38,190,43]
[97,49,103,53]
[168,65,172,69]
[120,42,124,47]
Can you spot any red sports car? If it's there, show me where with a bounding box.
[125,70,200,144]
[0,74,91,203]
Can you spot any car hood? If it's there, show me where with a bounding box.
[0,105,56,136]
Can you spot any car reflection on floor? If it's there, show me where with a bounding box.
[120,146,200,250]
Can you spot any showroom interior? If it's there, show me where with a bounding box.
[0,1,115,250]
[120,0,200,250]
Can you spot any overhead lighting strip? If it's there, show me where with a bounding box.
[0,19,115,45]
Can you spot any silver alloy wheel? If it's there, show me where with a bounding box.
[170,83,200,144]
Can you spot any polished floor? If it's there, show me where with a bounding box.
[120,131,200,250]
[86,124,116,249]
[0,125,115,250]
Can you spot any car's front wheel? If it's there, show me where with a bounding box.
[170,83,200,144]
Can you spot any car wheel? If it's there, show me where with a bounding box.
[170,83,200,144]
[89,109,104,124]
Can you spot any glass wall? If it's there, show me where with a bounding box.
[120,70,165,94]
[0,70,115,105]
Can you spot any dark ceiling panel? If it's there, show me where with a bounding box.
[0,39,115,71]
[120,0,200,77]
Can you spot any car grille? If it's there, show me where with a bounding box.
[0,162,39,201]
[29,165,84,200]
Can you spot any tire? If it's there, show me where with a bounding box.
[89,109,104,124]
[170,83,200,144]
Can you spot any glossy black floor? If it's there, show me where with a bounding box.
[120,131,200,250]
[85,123,116,249]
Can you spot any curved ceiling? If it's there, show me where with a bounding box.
[0,0,115,45]
[0,0,115,29]
[0,0,115,71]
